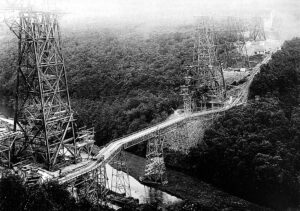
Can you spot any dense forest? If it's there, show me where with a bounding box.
[64,26,195,145]
[175,38,300,209]
[0,22,248,146]
[0,24,195,146]
[0,174,114,211]
[1,19,300,210]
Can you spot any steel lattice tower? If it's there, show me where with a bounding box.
[142,134,167,184]
[110,151,131,196]
[6,10,80,170]
[224,16,249,68]
[250,16,266,41]
[182,16,226,111]
[180,73,193,113]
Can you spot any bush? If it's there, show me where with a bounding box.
[0,175,113,211]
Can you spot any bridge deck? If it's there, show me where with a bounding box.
[57,108,223,183]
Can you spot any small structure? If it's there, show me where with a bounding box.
[254,47,266,55]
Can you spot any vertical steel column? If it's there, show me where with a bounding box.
[110,150,131,196]
[142,132,168,185]
[180,70,193,114]
[70,165,108,205]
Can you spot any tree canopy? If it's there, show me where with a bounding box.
[180,38,300,209]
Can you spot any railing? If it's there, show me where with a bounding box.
[101,106,222,150]
[102,116,184,148]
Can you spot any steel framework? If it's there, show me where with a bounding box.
[74,127,95,162]
[224,16,249,68]
[250,16,266,41]
[180,15,254,113]
[0,131,23,168]
[68,165,108,204]
[110,150,131,196]
[142,133,167,184]
[180,73,193,113]
[190,16,225,107]
[4,10,95,170]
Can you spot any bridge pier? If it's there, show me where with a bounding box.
[110,150,131,196]
[142,133,168,185]
[68,165,108,205]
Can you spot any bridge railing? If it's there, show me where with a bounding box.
[102,116,185,149]
[101,107,221,150]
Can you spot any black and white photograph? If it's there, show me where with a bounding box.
[0,0,299,210]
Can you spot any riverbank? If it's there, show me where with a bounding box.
[124,151,270,210]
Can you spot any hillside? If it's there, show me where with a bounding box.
[0,24,194,145]
[169,38,300,209]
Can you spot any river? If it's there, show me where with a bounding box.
[106,164,181,206]
[0,99,182,208]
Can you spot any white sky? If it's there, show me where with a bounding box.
[1,0,298,19]
[59,0,275,19]
[0,0,299,27]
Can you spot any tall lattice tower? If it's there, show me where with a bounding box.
[4,1,94,170]
[180,71,193,113]
[224,16,249,68]
[181,16,225,111]
[250,16,266,41]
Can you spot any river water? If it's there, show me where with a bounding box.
[0,99,182,207]
[106,164,181,206]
